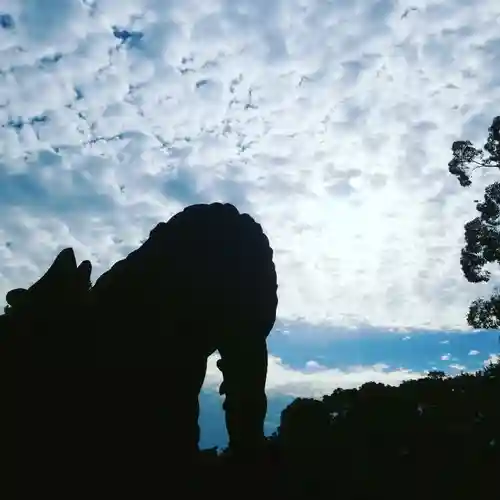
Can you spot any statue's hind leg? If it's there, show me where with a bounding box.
[168,345,208,457]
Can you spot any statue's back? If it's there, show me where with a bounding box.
[91,202,277,362]
[90,203,278,472]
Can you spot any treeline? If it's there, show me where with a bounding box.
[202,359,499,499]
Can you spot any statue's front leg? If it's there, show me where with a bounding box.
[217,330,269,455]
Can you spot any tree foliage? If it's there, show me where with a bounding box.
[265,361,499,498]
[201,359,499,498]
[448,116,500,327]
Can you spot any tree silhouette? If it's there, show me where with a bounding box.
[270,360,499,498]
[448,116,500,327]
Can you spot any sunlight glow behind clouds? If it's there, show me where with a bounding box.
[1,0,500,331]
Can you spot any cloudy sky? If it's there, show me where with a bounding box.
[1,0,500,446]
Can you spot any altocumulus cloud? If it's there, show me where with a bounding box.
[1,0,500,331]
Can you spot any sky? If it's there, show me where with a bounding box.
[1,0,500,448]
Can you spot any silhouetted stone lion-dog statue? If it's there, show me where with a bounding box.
[2,202,278,495]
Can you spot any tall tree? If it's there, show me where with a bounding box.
[448,116,500,327]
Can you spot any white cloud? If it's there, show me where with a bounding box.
[449,363,466,371]
[203,353,424,399]
[1,0,500,331]
[440,353,451,360]
[304,360,326,371]
[468,349,480,356]
[483,353,499,366]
